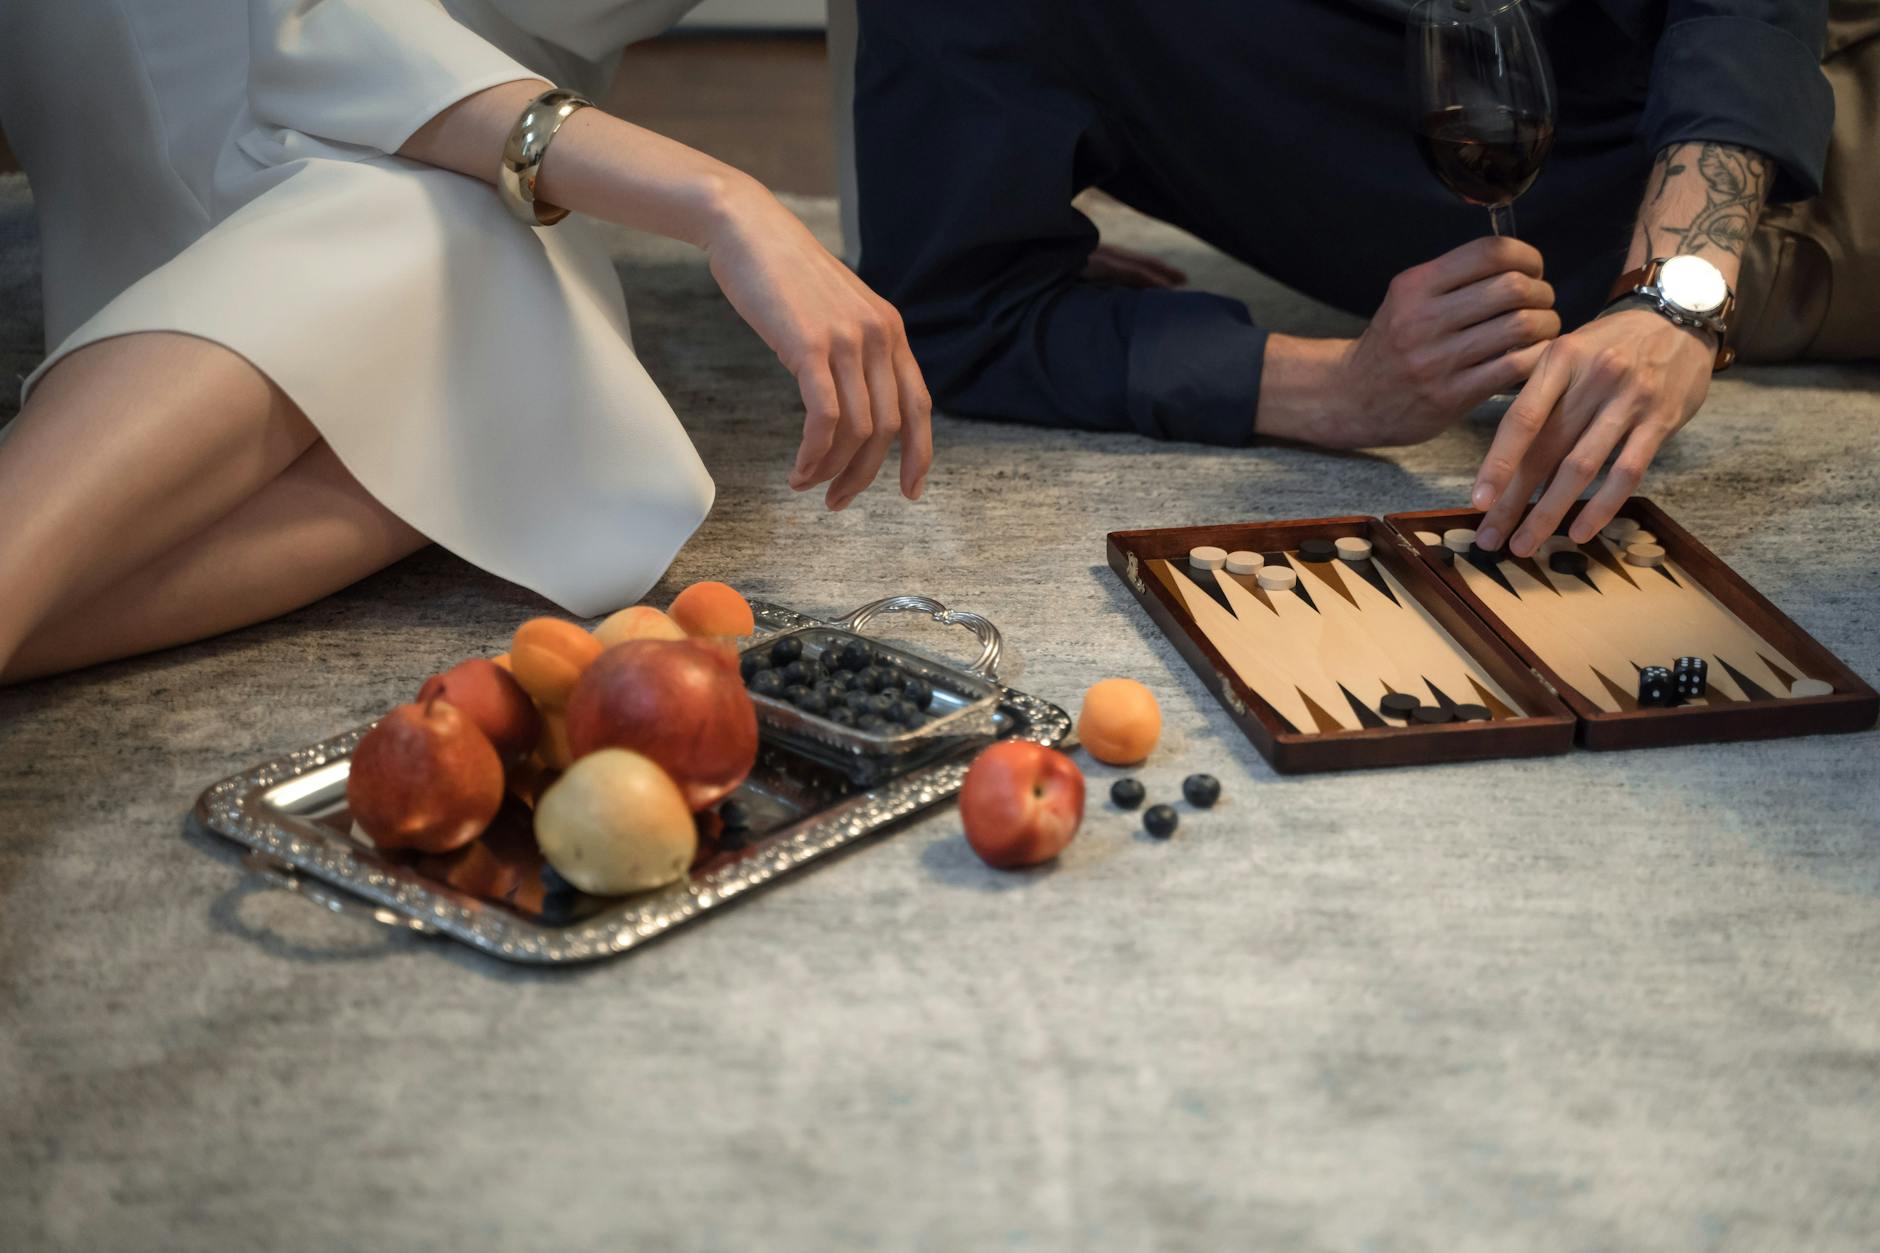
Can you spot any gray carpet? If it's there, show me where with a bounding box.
[4,172,1880,1252]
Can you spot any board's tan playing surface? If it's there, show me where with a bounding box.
[1445,533,1824,712]
[1148,547,1525,734]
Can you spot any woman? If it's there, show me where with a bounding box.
[0,0,932,683]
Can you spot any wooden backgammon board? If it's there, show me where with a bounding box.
[1108,498,1878,773]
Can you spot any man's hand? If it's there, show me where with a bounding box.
[1257,236,1557,448]
[1469,140,1774,551]
[1470,309,1713,553]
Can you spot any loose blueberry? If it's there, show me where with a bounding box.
[889,700,921,725]
[739,652,768,681]
[769,636,803,666]
[798,691,830,716]
[902,678,935,710]
[1182,774,1221,809]
[780,659,812,686]
[829,706,859,727]
[844,689,874,714]
[718,799,751,830]
[783,684,813,705]
[749,669,785,697]
[812,680,841,702]
[1110,778,1146,810]
[856,666,888,693]
[856,714,891,733]
[838,641,871,670]
[827,670,854,692]
[867,692,897,717]
[1144,804,1179,839]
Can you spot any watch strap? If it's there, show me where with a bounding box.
[1604,258,1736,371]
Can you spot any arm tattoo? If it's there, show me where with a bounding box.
[1637,142,1774,261]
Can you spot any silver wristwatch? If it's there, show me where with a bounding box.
[1605,254,1737,370]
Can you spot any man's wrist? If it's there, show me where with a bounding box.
[1255,334,1353,444]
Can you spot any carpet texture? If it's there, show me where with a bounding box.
[3,172,1879,1252]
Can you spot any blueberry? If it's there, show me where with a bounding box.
[1110,778,1146,810]
[1143,804,1179,839]
[718,827,748,851]
[812,680,841,702]
[889,700,921,725]
[901,711,927,731]
[783,684,813,705]
[769,636,803,666]
[827,670,854,692]
[856,714,891,733]
[749,669,785,697]
[830,706,859,727]
[798,691,830,716]
[1182,774,1221,809]
[838,640,871,670]
[844,689,873,714]
[739,652,768,681]
[867,692,897,717]
[902,678,934,710]
[718,799,751,830]
[856,666,888,693]
[780,659,812,686]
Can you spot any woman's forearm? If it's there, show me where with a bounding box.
[396,79,750,248]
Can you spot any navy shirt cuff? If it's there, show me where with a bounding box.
[1644,16,1834,202]
[1124,290,1267,446]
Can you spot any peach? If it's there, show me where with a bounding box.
[347,697,505,853]
[418,657,541,761]
[1077,678,1162,765]
[669,580,755,638]
[509,617,603,709]
[565,638,759,811]
[594,604,687,649]
[534,749,698,895]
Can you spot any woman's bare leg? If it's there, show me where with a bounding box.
[2,440,427,682]
[0,333,318,664]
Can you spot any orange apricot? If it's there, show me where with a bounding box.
[491,653,513,672]
[594,604,687,649]
[668,580,755,638]
[509,617,604,709]
[1076,678,1162,765]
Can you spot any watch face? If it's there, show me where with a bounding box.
[1658,255,1728,316]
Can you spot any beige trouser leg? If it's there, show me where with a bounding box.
[1735,1,1880,361]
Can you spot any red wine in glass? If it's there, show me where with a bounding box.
[1409,0,1557,237]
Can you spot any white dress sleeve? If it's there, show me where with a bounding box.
[472,0,700,65]
[246,0,545,157]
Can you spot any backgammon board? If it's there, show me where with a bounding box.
[1108,499,1877,772]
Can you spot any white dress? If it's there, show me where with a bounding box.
[0,0,714,617]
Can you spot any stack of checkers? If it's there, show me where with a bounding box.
[1378,692,1490,724]
[1602,516,1666,568]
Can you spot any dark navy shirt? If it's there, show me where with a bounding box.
[853,0,1833,445]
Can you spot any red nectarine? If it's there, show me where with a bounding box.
[564,638,758,811]
[959,741,1085,869]
[418,657,541,762]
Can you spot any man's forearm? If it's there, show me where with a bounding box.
[1625,141,1776,288]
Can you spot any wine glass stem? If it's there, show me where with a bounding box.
[1489,203,1517,238]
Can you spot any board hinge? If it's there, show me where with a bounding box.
[1528,666,1561,698]
[1391,530,1422,558]
[1124,551,1145,593]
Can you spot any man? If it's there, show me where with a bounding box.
[852,0,1875,556]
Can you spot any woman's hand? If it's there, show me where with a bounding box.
[703,175,933,511]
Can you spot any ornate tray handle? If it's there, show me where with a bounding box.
[833,595,1004,679]
[243,852,440,935]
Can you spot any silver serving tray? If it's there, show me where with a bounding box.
[744,596,1006,783]
[192,598,1070,964]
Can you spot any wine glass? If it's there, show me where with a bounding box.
[1408,0,1557,238]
